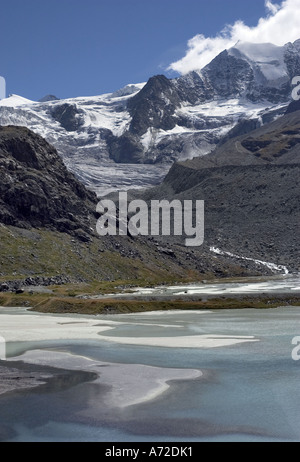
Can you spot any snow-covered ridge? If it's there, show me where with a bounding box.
[0,94,36,107]
[0,85,146,136]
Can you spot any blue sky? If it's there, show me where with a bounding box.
[0,0,275,100]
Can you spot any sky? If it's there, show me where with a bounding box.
[0,0,299,101]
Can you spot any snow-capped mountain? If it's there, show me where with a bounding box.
[176,39,300,103]
[0,39,299,196]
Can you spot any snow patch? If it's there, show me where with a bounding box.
[0,94,36,107]
[210,246,289,275]
[111,82,146,98]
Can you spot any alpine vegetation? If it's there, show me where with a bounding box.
[292,76,300,100]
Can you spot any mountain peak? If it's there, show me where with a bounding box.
[38,94,60,103]
[0,94,35,107]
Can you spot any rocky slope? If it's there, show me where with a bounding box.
[0,126,97,242]
[135,108,300,274]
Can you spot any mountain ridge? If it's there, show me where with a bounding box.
[0,39,299,194]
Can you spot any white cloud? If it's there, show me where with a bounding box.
[265,0,281,14]
[168,0,300,74]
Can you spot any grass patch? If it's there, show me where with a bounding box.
[1,292,299,315]
[0,225,204,286]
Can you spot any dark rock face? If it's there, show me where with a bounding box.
[218,119,262,147]
[51,104,83,132]
[137,110,300,272]
[0,126,96,239]
[108,75,182,163]
[108,132,145,164]
[286,99,300,114]
[165,162,299,272]
[0,275,71,292]
[284,41,300,80]
[128,75,180,136]
[39,95,60,103]
[175,71,214,105]
[201,50,255,99]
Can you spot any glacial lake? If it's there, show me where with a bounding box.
[0,277,300,442]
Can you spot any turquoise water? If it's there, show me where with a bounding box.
[0,306,300,442]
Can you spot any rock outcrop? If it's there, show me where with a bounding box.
[0,126,97,241]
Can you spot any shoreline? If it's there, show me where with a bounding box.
[0,305,262,400]
[0,304,299,438]
[1,273,299,315]
[1,292,300,316]
[8,350,203,409]
[0,359,97,399]
[29,293,300,315]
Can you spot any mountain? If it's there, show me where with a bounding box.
[135,108,300,273]
[0,40,299,195]
[0,95,35,107]
[38,95,60,103]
